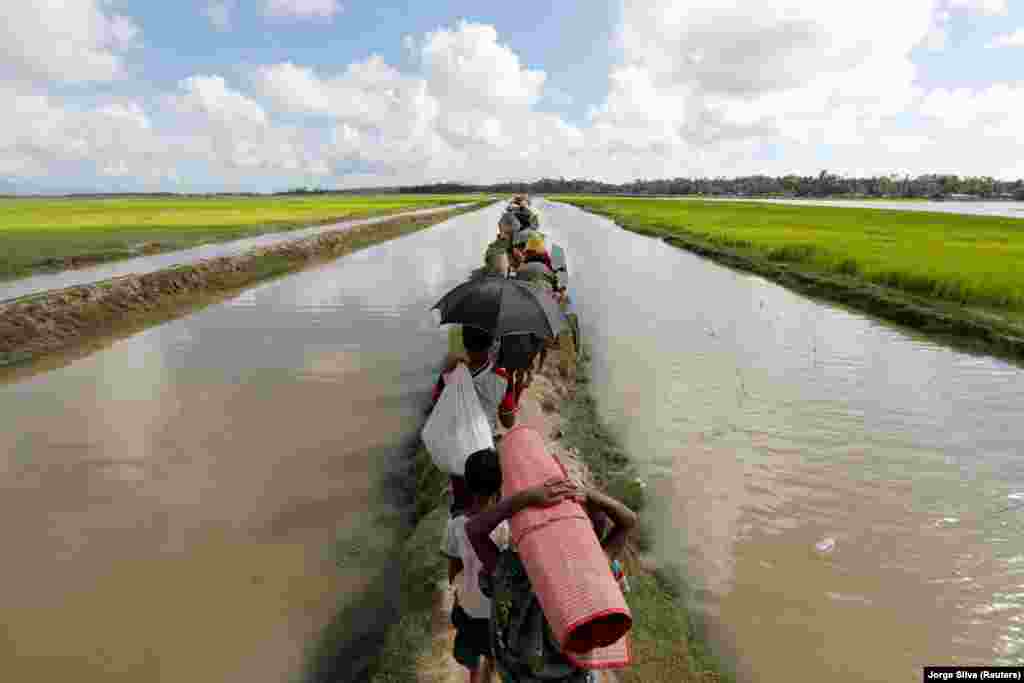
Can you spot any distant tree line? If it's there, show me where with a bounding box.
[393,173,1024,200]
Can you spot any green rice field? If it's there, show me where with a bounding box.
[556,196,1024,313]
[0,194,478,281]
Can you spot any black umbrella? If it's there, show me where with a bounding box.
[432,275,566,339]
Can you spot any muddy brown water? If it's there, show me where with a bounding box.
[3,199,1023,682]
[0,206,497,682]
[538,200,1024,682]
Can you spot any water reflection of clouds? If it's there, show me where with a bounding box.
[278,205,503,317]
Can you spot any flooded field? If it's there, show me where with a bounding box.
[0,205,497,682]
[541,199,1024,682]
[3,198,1023,682]
[0,203,473,303]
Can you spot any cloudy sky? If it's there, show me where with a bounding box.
[2,0,1023,192]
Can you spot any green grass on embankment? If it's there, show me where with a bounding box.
[554,195,1024,360]
[559,350,730,683]
[0,194,479,281]
[368,348,729,683]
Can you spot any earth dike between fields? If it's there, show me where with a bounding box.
[0,203,488,375]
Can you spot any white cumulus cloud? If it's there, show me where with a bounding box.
[252,62,330,112]
[987,28,1024,47]
[947,0,1008,15]
[421,20,546,110]
[173,75,268,127]
[5,9,1024,191]
[0,0,140,84]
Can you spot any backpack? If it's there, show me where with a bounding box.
[481,550,589,682]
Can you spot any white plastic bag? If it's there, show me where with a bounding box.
[421,363,494,475]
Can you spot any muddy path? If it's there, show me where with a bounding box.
[412,355,625,683]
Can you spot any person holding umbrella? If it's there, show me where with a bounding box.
[434,277,567,422]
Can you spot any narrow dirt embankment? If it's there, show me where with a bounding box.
[370,347,725,683]
[0,203,487,375]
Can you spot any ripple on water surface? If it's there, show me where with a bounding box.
[541,199,1024,681]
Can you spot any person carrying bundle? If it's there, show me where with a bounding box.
[522,235,554,272]
[467,473,639,683]
[430,325,519,514]
[513,233,566,375]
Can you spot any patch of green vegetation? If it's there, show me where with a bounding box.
[0,351,33,368]
[302,511,411,683]
[369,506,448,683]
[553,195,1024,312]
[562,349,731,682]
[0,194,479,280]
[555,195,1024,362]
[247,252,297,281]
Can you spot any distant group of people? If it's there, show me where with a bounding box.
[427,196,638,683]
[477,196,575,395]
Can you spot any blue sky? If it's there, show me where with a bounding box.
[2,0,1023,192]
[127,1,620,123]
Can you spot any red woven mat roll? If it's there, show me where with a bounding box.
[499,426,632,661]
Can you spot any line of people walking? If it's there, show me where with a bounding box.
[425,196,638,683]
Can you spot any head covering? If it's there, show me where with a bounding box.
[525,234,546,254]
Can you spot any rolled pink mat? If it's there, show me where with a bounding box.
[499,426,632,658]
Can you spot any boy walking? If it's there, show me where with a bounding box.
[467,474,639,683]
[441,448,509,683]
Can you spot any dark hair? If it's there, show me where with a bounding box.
[462,325,494,353]
[464,448,502,498]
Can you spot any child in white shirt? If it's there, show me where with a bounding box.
[440,448,508,683]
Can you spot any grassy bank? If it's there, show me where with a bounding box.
[555,195,1024,361]
[0,194,479,281]
[558,350,728,683]
[368,347,727,683]
[0,203,486,377]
